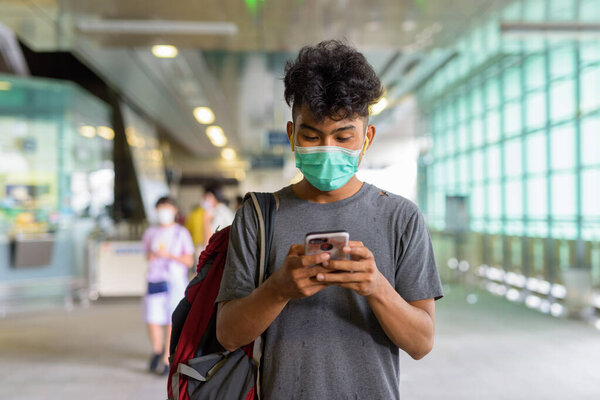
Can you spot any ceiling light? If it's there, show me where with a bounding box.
[206,125,227,147]
[152,45,178,58]
[0,81,11,91]
[97,126,115,140]
[193,107,215,124]
[79,125,96,138]
[370,97,389,116]
[221,148,237,160]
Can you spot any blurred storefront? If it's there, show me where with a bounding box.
[0,74,114,313]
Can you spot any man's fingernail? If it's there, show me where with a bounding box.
[317,274,324,281]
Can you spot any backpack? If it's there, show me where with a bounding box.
[167,192,277,400]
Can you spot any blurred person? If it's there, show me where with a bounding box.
[202,185,234,245]
[216,40,443,399]
[184,202,206,257]
[142,196,194,375]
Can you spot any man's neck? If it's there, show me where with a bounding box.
[291,176,364,203]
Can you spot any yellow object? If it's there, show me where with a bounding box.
[362,136,370,155]
[185,206,206,247]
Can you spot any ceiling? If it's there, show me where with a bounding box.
[0,0,506,177]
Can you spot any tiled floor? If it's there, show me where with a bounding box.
[1,285,599,399]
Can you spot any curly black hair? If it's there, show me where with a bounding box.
[284,40,383,122]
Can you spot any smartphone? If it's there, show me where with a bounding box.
[305,230,349,260]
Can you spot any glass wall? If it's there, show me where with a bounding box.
[417,0,600,314]
[0,74,113,288]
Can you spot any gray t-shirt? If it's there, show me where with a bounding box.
[216,183,443,399]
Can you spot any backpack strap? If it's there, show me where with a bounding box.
[245,191,277,400]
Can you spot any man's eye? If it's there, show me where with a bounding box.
[303,135,319,141]
[337,137,352,142]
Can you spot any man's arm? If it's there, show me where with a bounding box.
[316,242,436,360]
[216,246,331,351]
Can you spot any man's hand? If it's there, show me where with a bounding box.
[267,244,332,300]
[315,241,384,297]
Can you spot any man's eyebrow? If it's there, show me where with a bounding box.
[299,123,357,134]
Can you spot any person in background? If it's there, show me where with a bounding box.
[142,196,194,375]
[202,185,235,245]
[184,202,206,260]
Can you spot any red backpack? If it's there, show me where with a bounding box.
[167,192,276,400]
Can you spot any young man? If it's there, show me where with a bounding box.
[142,196,194,374]
[216,40,443,399]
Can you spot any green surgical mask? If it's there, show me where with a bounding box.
[294,132,368,192]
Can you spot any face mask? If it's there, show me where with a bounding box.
[157,208,175,225]
[294,130,369,192]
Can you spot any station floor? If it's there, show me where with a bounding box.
[1,284,599,400]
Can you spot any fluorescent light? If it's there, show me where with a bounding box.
[221,148,236,160]
[97,126,115,140]
[370,97,388,116]
[447,258,458,269]
[152,45,178,58]
[193,107,215,124]
[77,19,238,35]
[206,125,227,147]
[0,81,11,91]
[79,125,96,138]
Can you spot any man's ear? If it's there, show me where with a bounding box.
[363,124,376,154]
[286,121,295,151]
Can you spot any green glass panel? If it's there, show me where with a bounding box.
[580,0,600,22]
[551,172,576,217]
[503,67,522,100]
[488,181,502,218]
[447,158,456,188]
[581,116,600,166]
[505,138,523,177]
[458,124,469,151]
[525,55,546,90]
[504,101,522,136]
[472,87,484,116]
[446,128,456,156]
[472,116,484,147]
[580,41,600,65]
[550,123,575,170]
[486,79,500,109]
[526,131,548,174]
[550,79,575,122]
[550,45,575,79]
[486,110,501,144]
[506,178,523,217]
[580,67,600,113]
[526,91,547,129]
[502,1,523,19]
[473,150,485,182]
[549,0,576,20]
[524,0,547,21]
[471,185,485,217]
[582,168,600,217]
[527,176,548,217]
[459,154,469,183]
[458,95,468,122]
[487,145,501,180]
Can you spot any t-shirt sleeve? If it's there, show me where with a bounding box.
[179,226,195,255]
[142,228,153,254]
[215,200,259,304]
[395,210,444,302]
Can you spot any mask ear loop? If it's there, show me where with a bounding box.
[362,131,370,155]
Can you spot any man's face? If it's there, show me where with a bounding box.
[287,105,371,153]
